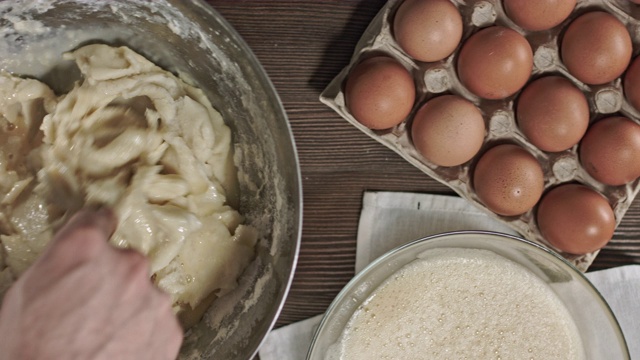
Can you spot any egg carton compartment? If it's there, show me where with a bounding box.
[321,0,640,271]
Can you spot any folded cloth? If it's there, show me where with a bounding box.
[258,192,640,360]
[354,191,517,273]
[257,314,324,360]
[585,265,640,357]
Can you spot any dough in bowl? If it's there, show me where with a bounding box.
[0,44,257,327]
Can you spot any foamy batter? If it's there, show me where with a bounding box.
[332,248,585,360]
[0,44,257,326]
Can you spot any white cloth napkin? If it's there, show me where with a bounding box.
[258,192,640,360]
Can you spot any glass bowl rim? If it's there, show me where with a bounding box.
[306,230,629,359]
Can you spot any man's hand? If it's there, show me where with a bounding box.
[0,208,183,360]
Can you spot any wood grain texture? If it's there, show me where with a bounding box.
[207,0,640,328]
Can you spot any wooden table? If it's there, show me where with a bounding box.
[208,0,640,328]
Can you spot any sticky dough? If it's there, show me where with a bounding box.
[0,44,257,319]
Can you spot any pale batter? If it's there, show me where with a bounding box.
[331,248,585,360]
[0,44,257,325]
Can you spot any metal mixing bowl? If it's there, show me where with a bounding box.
[308,231,629,359]
[0,1,302,359]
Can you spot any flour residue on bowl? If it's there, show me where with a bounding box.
[0,0,245,79]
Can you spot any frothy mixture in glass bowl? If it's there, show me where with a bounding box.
[307,232,629,360]
[331,248,584,359]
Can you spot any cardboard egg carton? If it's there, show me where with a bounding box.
[320,0,640,271]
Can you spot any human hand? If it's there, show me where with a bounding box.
[0,208,183,360]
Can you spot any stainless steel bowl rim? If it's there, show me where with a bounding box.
[190,1,303,356]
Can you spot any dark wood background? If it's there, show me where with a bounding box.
[208,0,640,328]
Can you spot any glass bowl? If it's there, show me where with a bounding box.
[307,231,629,360]
[0,1,302,359]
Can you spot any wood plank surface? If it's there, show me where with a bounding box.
[207,0,640,328]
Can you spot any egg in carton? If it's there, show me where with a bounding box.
[320,0,640,271]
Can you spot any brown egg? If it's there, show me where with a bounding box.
[579,116,640,186]
[503,0,576,31]
[473,144,544,216]
[457,26,533,100]
[624,56,640,112]
[517,76,589,152]
[537,184,615,255]
[345,56,416,130]
[393,0,463,62]
[411,95,485,167]
[561,11,632,85]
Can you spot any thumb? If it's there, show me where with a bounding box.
[51,207,117,246]
[14,207,118,302]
